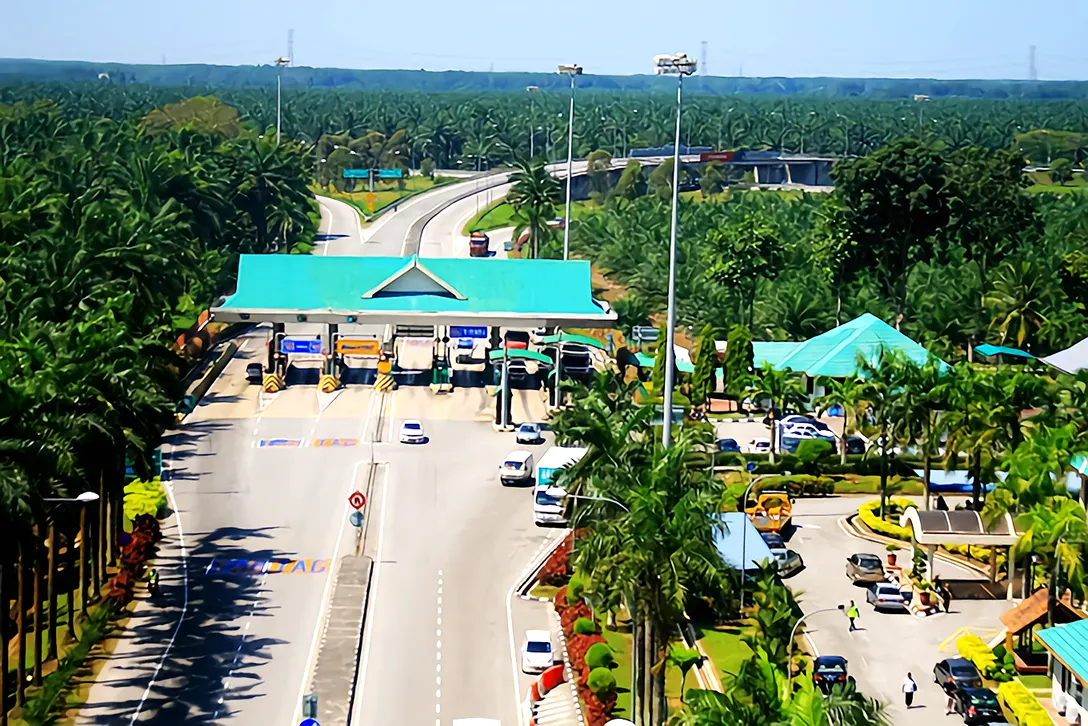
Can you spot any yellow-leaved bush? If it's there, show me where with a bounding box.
[997,680,1054,726]
[123,478,167,521]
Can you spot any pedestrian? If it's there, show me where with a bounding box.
[846,600,859,632]
[941,584,952,614]
[944,679,956,714]
[936,495,949,511]
[902,672,918,708]
[147,567,160,597]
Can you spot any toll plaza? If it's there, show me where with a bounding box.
[210,254,616,425]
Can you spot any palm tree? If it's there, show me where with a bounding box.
[1014,498,1088,610]
[507,159,561,258]
[745,364,807,465]
[815,375,866,465]
[856,350,912,518]
[984,259,1053,352]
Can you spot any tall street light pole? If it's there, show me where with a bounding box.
[274,56,290,145]
[738,471,786,613]
[558,64,582,261]
[654,52,697,449]
[787,605,845,674]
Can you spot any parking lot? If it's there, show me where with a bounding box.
[787,497,1010,725]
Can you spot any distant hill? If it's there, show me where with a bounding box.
[3,57,1088,100]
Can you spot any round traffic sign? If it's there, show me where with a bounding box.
[300,719,320,726]
[348,491,366,510]
[349,511,364,528]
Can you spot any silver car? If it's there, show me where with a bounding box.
[866,582,908,611]
[515,422,544,445]
[846,553,886,583]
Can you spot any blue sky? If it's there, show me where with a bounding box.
[5,0,1087,80]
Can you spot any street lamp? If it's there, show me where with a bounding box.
[653,52,697,449]
[527,85,541,160]
[43,492,100,504]
[787,605,845,674]
[557,63,583,261]
[274,56,290,145]
[556,491,630,513]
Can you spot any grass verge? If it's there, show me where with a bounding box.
[695,624,752,683]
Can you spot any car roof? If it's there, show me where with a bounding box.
[525,629,551,641]
[815,655,847,664]
[519,422,539,428]
[403,419,422,425]
[855,553,881,560]
[962,687,995,696]
[945,658,975,668]
[506,450,532,461]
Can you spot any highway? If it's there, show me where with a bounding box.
[77,173,563,726]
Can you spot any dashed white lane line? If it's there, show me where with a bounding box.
[435,570,443,721]
[211,570,270,719]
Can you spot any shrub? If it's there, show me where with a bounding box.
[574,617,598,636]
[124,478,168,520]
[858,498,914,539]
[796,439,833,470]
[997,680,1053,726]
[567,571,586,603]
[587,667,617,697]
[539,533,573,586]
[585,642,614,669]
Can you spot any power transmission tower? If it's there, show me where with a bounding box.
[701,41,708,75]
[1029,45,1038,81]
[288,29,294,65]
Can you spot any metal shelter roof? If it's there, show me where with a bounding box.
[487,348,553,365]
[539,332,606,350]
[771,313,943,378]
[1037,619,1088,686]
[212,254,616,327]
[898,506,1019,546]
[713,512,774,571]
[634,352,695,374]
[975,344,1037,361]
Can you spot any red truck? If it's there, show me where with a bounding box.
[469,231,490,257]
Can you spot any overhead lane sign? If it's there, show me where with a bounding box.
[280,337,323,354]
[334,338,381,357]
[449,325,489,339]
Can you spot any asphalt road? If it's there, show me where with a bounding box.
[789,497,1010,725]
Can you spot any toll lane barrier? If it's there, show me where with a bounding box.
[262,372,285,392]
[205,558,331,575]
[318,373,340,393]
[374,373,396,391]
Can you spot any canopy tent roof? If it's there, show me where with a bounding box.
[539,332,606,350]
[1042,336,1088,374]
[898,506,1019,546]
[488,348,553,365]
[712,512,774,571]
[212,254,616,327]
[1037,619,1088,687]
[634,352,695,374]
[769,313,942,377]
[975,344,1038,361]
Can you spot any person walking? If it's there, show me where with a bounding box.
[846,600,859,632]
[943,679,957,714]
[902,672,918,708]
[941,582,953,613]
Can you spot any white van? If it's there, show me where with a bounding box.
[500,451,534,485]
[533,485,568,526]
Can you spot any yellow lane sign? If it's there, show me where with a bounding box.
[335,338,381,357]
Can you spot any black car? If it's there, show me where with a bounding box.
[718,438,741,453]
[845,436,867,455]
[812,656,852,693]
[951,687,1002,724]
[933,658,983,691]
[246,363,264,384]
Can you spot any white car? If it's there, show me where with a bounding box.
[521,630,554,673]
[750,437,771,454]
[515,422,544,445]
[500,451,534,485]
[867,582,908,612]
[761,533,804,576]
[399,420,426,444]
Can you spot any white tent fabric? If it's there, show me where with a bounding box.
[1042,336,1088,374]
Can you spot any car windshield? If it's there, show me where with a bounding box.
[404,423,421,430]
[763,536,785,548]
[951,664,979,677]
[504,461,524,470]
[969,692,997,705]
[857,556,882,569]
[876,585,899,595]
[535,490,562,506]
[519,424,538,432]
[526,641,551,653]
[815,662,846,675]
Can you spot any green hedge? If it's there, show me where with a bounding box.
[587,667,617,697]
[998,680,1054,726]
[716,452,919,477]
[859,499,1007,572]
[574,617,598,635]
[585,642,614,669]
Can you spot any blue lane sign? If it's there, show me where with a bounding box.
[280,337,323,354]
[342,168,403,179]
[343,169,369,179]
[300,719,320,726]
[450,325,488,339]
[377,168,403,179]
[349,511,364,528]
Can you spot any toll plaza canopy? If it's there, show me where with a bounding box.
[212,254,616,328]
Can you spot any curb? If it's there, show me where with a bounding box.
[516,533,569,601]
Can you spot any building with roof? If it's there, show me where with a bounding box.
[1001,589,1085,674]
[1036,619,1088,724]
[712,512,773,571]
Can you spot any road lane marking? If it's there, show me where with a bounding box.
[352,455,391,719]
[129,441,189,724]
[506,573,526,726]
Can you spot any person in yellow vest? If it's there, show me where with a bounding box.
[846,600,859,631]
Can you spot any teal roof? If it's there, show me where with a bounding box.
[539,332,606,350]
[488,348,553,365]
[1037,619,1088,683]
[213,254,614,326]
[770,313,943,377]
[975,344,1036,360]
[755,341,802,368]
[634,352,695,374]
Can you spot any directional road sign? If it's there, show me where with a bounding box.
[348,491,366,510]
[449,325,489,339]
[300,718,320,726]
[335,338,381,357]
[280,337,323,355]
[342,169,369,179]
[631,325,659,343]
[349,511,364,528]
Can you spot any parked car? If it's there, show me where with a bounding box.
[780,422,837,442]
[781,414,833,433]
[866,582,908,611]
[845,553,886,584]
[399,420,426,444]
[760,532,803,575]
[780,435,802,454]
[246,363,264,384]
[500,451,534,486]
[717,438,741,453]
[933,658,983,691]
[845,436,867,455]
[520,630,553,673]
[950,687,1003,724]
[515,422,544,445]
[750,437,771,454]
[812,655,853,693]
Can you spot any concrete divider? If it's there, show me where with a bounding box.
[176,341,239,421]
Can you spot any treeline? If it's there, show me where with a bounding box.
[0,94,315,717]
[575,140,1088,360]
[4,58,1088,100]
[4,83,1088,171]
